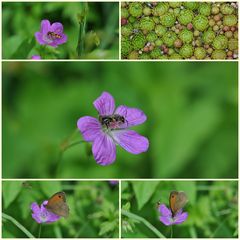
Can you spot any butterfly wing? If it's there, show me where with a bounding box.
[169,191,188,215]
[46,192,69,218]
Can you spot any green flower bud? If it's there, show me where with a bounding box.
[228,38,238,50]
[153,16,160,24]
[220,3,234,15]
[121,24,133,37]
[153,3,169,16]
[128,16,136,24]
[162,31,177,47]
[146,32,158,42]
[143,7,152,16]
[212,49,227,59]
[132,33,146,50]
[199,3,211,16]
[169,53,182,59]
[160,13,176,27]
[155,25,167,37]
[140,17,155,31]
[121,8,129,18]
[213,35,228,49]
[179,29,194,43]
[128,51,139,59]
[121,38,133,57]
[184,2,199,11]
[179,44,193,58]
[223,15,237,26]
[168,48,175,55]
[193,15,209,31]
[158,55,168,59]
[202,30,216,44]
[178,9,194,25]
[150,48,162,59]
[139,53,150,59]
[194,47,206,59]
[169,2,182,8]
[173,8,181,17]
[155,39,163,46]
[129,3,143,18]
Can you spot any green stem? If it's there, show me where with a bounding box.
[76,3,88,57]
[38,224,42,238]
[170,225,173,238]
[121,209,165,238]
[2,213,35,238]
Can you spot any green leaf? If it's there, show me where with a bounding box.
[39,181,62,197]
[121,181,129,192]
[99,221,117,236]
[132,181,159,210]
[11,37,35,59]
[3,181,22,208]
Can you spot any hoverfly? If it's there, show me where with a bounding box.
[47,31,62,40]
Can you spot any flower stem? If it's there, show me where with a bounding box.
[170,225,173,238]
[2,213,35,238]
[121,209,166,238]
[76,3,88,57]
[38,224,42,238]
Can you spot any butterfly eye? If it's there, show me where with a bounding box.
[171,195,174,198]
[58,195,62,198]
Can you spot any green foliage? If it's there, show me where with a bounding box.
[2,62,238,179]
[121,181,238,238]
[2,181,119,238]
[2,2,119,59]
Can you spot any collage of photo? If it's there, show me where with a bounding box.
[1,1,239,239]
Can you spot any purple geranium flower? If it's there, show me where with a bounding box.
[77,92,149,165]
[109,180,119,185]
[31,55,41,60]
[158,204,188,226]
[31,200,60,224]
[35,20,67,47]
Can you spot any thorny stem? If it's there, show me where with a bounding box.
[38,224,42,238]
[121,209,166,238]
[77,3,88,57]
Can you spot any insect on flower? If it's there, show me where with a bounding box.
[77,91,149,165]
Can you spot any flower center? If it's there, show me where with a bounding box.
[99,114,126,130]
[40,212,48,222]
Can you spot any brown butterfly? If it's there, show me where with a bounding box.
[45,192,69,218]
[169,191,188,216]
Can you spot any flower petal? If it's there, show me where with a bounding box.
[158,204,172,217]
[92,132,116,165]
[77,116,102,142]
[173,212,188,225]
[114,105,147,127]
[159,216,173,226]
[32,213,42,223]
[50,22,63,34]
[112,130,149,154]
[35,32,46,45]
[93,92,115,115]
[31,202,40,213]
[55,34,67,45]
[40,20,51,35]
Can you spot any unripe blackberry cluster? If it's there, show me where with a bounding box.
[121,2,238,60]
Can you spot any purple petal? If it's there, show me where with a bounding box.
[32,213,42,224]
[55,34,67,45]
[31,55,41,60]
[173,212,188,225]
[40,20,51,35]
[158,204,172,217]
[92,132,116,165]
[50,22,63,34]
[115,105,147,127]
[112,129,149,154]
[31,202,40,213]
[77,116,102,142]
[159,216,173,226]
[93,92,115,115]
[35,32,46,45]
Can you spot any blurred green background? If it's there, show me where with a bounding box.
[121,181,238,238]
[2,181,119,238]
[2,2,119,59]
[2,62,238,179]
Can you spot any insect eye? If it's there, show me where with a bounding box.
[58,195,62,198]
[172,195,174,198]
